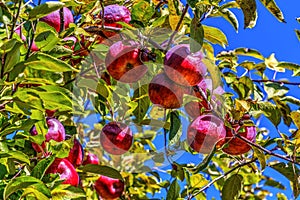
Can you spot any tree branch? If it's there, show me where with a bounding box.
[252,79,300,86]
[165,4,189,52]
[188,158,257,199]
[234,133,300,166]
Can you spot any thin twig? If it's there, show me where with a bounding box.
[188,158,257,199]
[234,133,300,166]
[252,79,300,86]
[59,7,65,33]
[165,4,189,52]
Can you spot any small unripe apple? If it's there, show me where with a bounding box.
[164,44,207,86]
[31,118,66,152]
[105,41,148,83]
[65,135,84,167]
[94,175,124,200]
[149,73,191,109]
[40,7,74,32]
[187,114,226,154]
[15,27,39,51]
[100,122,133,155]
[222,124,256,155]
[46,158,79,187]
[82,152,99,165]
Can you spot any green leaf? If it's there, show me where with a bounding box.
[202,58,222,90]
[236,0,257,28]
[190,17,204,53]
[21,187,50,200]
[291,111,300,129]
[212,8,239,32]
[2,39,22,74]
[166,179,180,200]
[264,83,289,99]
[25,53,78,72]
[0,164,7,179]
[31,157,55,180]
[234,48,264,60]
[190,174,208,189]
[259,0,285,22]
[189,145,216,174]
[265,177,286,190]
[131,1,155,25]
[35,23,59,51]
[275,62,300,76]
[252,147,266,170]
[3,176,45,200]
[296,30,300,42]
[221,174,243,200]
[169,110,181,144]
[251,101,281,126]
[0,151,30,164]
[51,185,85,200]
[82,165,123,181]
[132,84,150,123]
[28,2,65,20]
[203,25,228,47]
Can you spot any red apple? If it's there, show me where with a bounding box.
[46,158,79,187]
[222,124,257,155]
[40,7,74,32]
[82,152,99,165]
[96,4,131,41]
[148,73,191,109]
[65,135,84,167]
[15,27,39,51]
[94,175,124,200]
[105,41,148,83]
[164,44,207,86]
[30,118,66,152]
[187,114,226,154]
[100,122,133,155]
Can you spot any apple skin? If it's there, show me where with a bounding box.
[97,4,131,41]
[65,135,84,168]
[100,122,133,155]
[187,114,226,154]
[222,125,256,155]
[15,27,39,51]
[164,44,207,86]
[82,152,99,165]
[46,158,79,187]
[148,73,191,109]
[94,175,124,200]
[30,118,66,152]
[40,7,74,32]
[105,41,148,83]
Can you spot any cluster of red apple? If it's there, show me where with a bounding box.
[30,117,130,199]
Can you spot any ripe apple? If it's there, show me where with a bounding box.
[15,27,39,51]
[94,175,124,200]
[164,44,207,86]
[46,158,79,187]
[96,4,131,41]
[82,152,99,165]
[222,123,257,155]
[148,73,191,109]
[40,7,74,32]
[100,122,133,155]
[30,118,65,152]
[187,114,226,154]
[105,41,148,83]
[65,135,84,167]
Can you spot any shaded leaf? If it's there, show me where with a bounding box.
[296,30,300,42]
[221,174,243,199]
[252,147,266,170]
[169,110,181,145]
[31,156,55,180]
[190,17,204,53]
[259,0,285,22]
[51,184,86,200]
[82,165,123,181]
[166,179,180,200]
[236,0,257,28]
[132,84,150,123]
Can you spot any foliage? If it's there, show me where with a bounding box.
[0,0,299,199]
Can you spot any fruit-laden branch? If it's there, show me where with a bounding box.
[252,79,300,86]
[234,132,300,166]
[188,158,258,199]
[165,4,189,52]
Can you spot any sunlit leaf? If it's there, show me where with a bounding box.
[236,0,257,28]
[222,174,243,199]
[203,25,228,47]
[28,2,65,20]
[259,0,285,22]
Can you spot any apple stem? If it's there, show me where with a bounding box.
[233,131,300,166]
[165,4,189,52]
[188,158,258,199]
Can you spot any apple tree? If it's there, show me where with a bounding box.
[0,0,299,199]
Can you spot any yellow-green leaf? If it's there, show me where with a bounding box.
[203,25,228,47]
